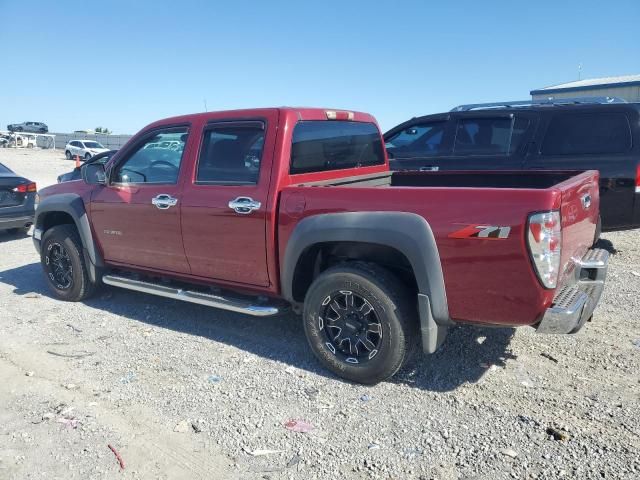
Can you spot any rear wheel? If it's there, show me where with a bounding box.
[303,262,417,384]
[40,225,96,301]
[84,153,91,161]
[65,150,72,160]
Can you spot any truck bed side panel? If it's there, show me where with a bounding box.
[279,186,565,326]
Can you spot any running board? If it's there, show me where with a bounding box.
[102,274,281,317]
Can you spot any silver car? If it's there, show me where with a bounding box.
[7,121,48,133]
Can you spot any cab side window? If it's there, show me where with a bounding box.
[453,117,529,156]
[113,128,188,184]
[196,122,265,184]
[541,113,631,155]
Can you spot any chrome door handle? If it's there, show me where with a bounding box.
[420,166,439,171]
[152,194,178,210]
[228,196,261,214]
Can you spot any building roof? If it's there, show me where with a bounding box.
[530,74,640,95]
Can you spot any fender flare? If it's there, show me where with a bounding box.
[34,193,104,281]
[281,211,451,330]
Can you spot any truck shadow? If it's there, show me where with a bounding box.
[0,262,515,392]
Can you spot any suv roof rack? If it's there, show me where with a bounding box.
[450,96,627,112]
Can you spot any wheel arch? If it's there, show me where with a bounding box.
[281,212,450,326]
[34,194,104,281]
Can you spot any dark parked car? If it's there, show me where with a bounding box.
[7,121,48,133]
[57,150,117,183]
[0,162,36,234]
[384,97,640,232]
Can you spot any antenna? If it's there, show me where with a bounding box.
[203,99,208,112]
[578,63,582,80]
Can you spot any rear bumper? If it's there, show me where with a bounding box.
[0,214,34,231]
[537,248,609,334]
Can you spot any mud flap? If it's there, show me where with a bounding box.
[418,293,448,353]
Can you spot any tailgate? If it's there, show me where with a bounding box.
[556,170,600,284]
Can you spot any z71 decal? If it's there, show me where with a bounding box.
[449,225,511,240]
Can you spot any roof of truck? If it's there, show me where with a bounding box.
[144,107,378,131]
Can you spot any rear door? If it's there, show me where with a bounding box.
[526,109,636,229]
[180,113,277,286]
[90,126,192,273]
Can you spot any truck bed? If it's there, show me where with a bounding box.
[280,169,600,327]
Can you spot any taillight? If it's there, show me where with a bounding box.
[12,182,37,193]
[635,164,640,193]
[527,211,562,289]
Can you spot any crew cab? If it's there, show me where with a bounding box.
[33,107,609,384]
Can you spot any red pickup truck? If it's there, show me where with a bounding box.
[34,107,609,384]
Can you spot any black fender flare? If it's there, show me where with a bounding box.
[34,193,104,281]
[281,212,452,352]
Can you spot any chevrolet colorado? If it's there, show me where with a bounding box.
[33,107,609,384]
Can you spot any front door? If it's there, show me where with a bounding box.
[181,116,276,287]
[90,126,191,273]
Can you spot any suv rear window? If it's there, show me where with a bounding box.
[454,117,529,155]
[290,121,385,175]
[541,113,632,155]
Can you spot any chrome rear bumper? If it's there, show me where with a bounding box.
[537,248,609,334]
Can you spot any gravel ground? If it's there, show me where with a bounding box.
[0,148,639,480]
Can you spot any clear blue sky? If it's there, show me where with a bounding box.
[1,0,639,134]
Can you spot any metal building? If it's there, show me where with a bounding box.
[530,74,640,102]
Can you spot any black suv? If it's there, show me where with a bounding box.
[384,98,640,231]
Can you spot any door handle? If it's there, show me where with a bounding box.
[420,166,440,171]
[228,196,261,214]
[152,194,178,210]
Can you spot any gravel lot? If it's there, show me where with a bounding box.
[0,148,638,479]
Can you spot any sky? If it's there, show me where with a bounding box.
[1,0,639,134]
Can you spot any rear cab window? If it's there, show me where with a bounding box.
[541,113,632,155]
[290,121,385,174]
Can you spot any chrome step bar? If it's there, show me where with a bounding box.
[102,274,281,317]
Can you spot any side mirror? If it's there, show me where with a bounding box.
[82,163,106,185]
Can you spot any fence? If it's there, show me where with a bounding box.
[47,132,133,150]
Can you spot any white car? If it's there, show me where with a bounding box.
[65,140,109,160]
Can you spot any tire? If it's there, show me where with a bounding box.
[40,224,97,301]
[65,150,72,160]
[84,153,91,161]
[303,262,418,384]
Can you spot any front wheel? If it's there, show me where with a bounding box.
[65,150,72,160]
[40,224,97,301]
[303,262,417,384]
[84,153,91,161]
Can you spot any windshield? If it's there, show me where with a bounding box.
[84,142,104,149]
